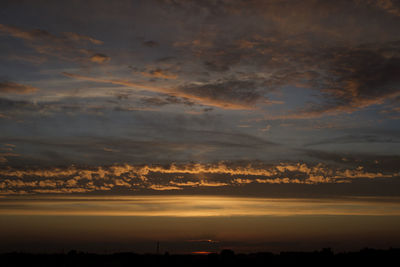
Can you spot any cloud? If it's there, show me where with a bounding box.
[178,79,266,109]
[298,45,400,117]
[148,184,182,191]
[3,1,399,116]
[261,42,400,119]
[62,72,169,93]
[0,24,108,64]
[0,97,119,118]
[0,161,398,195]
[141,94,195,106]
[361,0,400,16]
[0,113,8,119]
[141,69,177,79]
[63,32,104,45]
[305,134,400,146]
[89,53,110,63]
[157,0,400,117]
[169,180,229,187]
[0,81,38,94]
[143,40,159,47]
[301,148,400,173]
[161,0,400,21]
[0,152,19,163]
[0,128,279,167]
[63,73,270,109]
[261,125,271,132]
[334,166,393,179]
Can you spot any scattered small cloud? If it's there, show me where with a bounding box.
[89,53,110,63]
[143,40,159,47]
[141,68,177,79]
[261,125,271,132]
[63,32,104,45]
[0,24,108,64]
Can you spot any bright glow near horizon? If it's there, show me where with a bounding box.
[1,195,400,217]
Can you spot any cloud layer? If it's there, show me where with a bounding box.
[1,161,398,195]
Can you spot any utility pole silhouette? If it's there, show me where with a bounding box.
[156,241,160,254]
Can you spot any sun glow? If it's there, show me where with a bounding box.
[1,195,400,217]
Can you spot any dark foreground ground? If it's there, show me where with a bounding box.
[1,248,399,266]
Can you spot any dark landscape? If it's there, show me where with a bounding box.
[2,248,400,267]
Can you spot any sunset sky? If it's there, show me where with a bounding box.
[0,0,400,254]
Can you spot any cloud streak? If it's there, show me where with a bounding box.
[0,81,38,94]
[63,72,268,109]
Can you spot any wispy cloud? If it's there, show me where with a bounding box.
[0,24,108,63]
[63,72,270,109]
[361,0,400,16]
[0,81,38,94]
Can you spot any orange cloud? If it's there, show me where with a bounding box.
[63,32,104,45]
[148,185,182,191]
[62,72,258,109]
[0,81,38,94]
[141,69,178,79]
[170,180,228,187]
[90,53,110,63]
[0,24,108,64]
[0,162,397,195]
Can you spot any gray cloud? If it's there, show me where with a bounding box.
[141,94,195,107]
[305,133,400,147]
[361,0,400,17]
[178,79,267,109]
[295,43,400,117]
[143,40,159,47]
[301,148,400,172]
[158,0,400,117]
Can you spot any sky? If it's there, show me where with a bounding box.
[0,0,400,254]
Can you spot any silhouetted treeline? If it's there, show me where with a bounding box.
[1,248,399,267]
